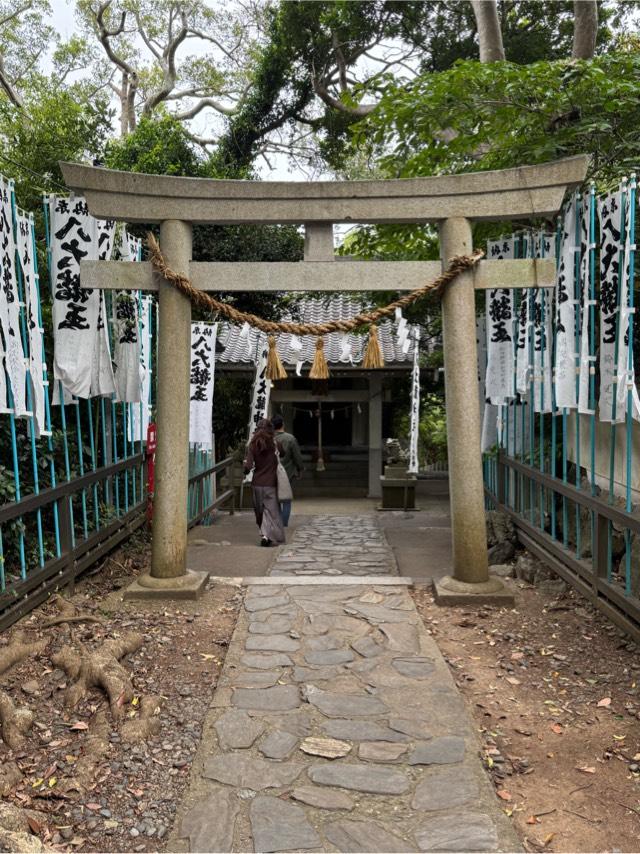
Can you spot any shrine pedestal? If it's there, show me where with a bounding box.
[379,464,417,510]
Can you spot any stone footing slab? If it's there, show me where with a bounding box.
[433,575,515,607]
[123,569,209,601]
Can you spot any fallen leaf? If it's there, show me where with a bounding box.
[31,779,44,788]
[26,817,42,834]
[497,790,512,801]
[48,777,56,788]
[85,802,101,811]
[544,832,555,845]
[597,697,611,708]
[613,734,625,741]
[70,721,89,731]
[550,724,563,734]
[506,676,521,686]
[526,816,539,825]
[576,765,596,774]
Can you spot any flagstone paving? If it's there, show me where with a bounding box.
[171,516,519,853]
[269,515,396,577]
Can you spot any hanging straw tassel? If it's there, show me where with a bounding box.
[265,334,288,381]
[309,336,330,379]
[362,324,384,369]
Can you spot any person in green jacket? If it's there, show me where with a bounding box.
[272,414,304,527]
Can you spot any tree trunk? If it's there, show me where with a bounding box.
[471,0,505,62]
[572,0,598,59]
[120,71,129,137]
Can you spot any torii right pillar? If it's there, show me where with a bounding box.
[435,217,514,606]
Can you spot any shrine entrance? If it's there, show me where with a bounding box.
[61,155,588,604]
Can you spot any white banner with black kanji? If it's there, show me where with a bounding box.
[408,329,420,473]
[16,212,47,434]
[485,239,515,405]
[598,189,623,422]
[49,194,116,399]
[248,336,272,436]
[554,198,578,410]
[189,322,217,449]
[615,185,640,421]
[578,193,595,414]
[0,177,28,417]
[113,229,143,403]
[129,296,153,443]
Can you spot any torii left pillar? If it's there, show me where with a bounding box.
[125,219,209,599]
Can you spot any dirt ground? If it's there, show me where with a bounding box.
[0,532,241,853]
[413,576,640,853]
[2,525,640,853]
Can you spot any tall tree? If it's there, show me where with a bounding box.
[572,0,598,58]
[471,0,505,61]
[78,0,264,140]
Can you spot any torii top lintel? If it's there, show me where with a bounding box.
[60,155,588,226]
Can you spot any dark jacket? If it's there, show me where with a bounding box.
[244,442,278,488]
[275,431,304,481]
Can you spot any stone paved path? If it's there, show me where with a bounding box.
[172,516,518,853]
[270,515,396,577]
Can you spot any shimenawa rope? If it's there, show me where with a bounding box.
[146,232,484,379]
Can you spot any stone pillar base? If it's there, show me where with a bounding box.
[433,575,515,607]
[123,569,209,601]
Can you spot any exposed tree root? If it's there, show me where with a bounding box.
[122,695,162,743]
[0,689,34,748]
[63,709,111,793]
[0,632,48,677]
[41,595,104,628]
[51,633,144,717]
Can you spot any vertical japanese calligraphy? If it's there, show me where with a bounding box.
[0,177,28,417]
[113,228,143,403]
[16,212,47,433]
[247,338,272,438]
[49,194,116,398]
[408,329,420,474]
[189,322,218,448]
[598,188,623,422]
[554,197,579,410]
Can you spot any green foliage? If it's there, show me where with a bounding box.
[353,52,640,187]
[105,115,206,177]
[0,81,110,212]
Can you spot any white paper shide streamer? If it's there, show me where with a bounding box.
[49,195,116,399]
[408,329,420,473]
[189,322,217,449]
[554,198,578,410]
[0,177,28,417]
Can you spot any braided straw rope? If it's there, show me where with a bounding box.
[146,233,484,336]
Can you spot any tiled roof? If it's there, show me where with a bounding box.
[217,296,417,366]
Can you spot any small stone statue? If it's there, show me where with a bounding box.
[384,438,408,465]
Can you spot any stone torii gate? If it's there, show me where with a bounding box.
[61,155,588,604]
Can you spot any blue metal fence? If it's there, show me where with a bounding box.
[483,177,640,639]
